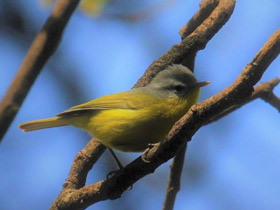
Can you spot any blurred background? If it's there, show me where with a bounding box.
[0,0,280,209]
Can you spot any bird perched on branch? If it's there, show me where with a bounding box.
[19,64,209,152]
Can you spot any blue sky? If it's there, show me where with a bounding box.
[0,0,280,209]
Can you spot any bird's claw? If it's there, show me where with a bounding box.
[141,143,158,163]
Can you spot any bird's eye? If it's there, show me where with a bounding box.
[174,85,184,92]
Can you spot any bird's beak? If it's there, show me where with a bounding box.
[193,81,211,88]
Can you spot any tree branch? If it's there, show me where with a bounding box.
[162,78,280,210]
[0,0,81,141]
[134,0,236,88]
[50,0,240,209]
[162,143,187,210]
[162,77,280,210]
[207,77,280,124]
[163,1,234,209]
[259,81,280,112]
[179,0,219,39]
[63,138,106,190]
[50,28,280,209]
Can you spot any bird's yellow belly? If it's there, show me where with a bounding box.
[87,109,171,152]
[84,99,192,152]
[70,90,199,152]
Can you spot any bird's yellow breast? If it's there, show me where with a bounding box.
[18,64,207,153]
[71,89,200,152]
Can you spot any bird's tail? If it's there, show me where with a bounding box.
[19,117,70,132]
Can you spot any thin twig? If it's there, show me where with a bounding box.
[0,0,81,141]
[261,92,280,111]
[162,144,187,210]
[206,77,280,124]
[259,82,280,112]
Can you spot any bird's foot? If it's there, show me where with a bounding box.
[141,143,158,163]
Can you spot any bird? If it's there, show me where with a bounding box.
[19,64,209,153]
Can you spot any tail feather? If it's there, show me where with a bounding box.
[19,117,70,132]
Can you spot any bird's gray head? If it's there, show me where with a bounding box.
[146,64,209,98]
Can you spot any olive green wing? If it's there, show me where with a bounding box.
[57,89,160,117]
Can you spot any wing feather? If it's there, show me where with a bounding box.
[57,89,160,117]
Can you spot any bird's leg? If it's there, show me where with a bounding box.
[106,149,133,190]
[106,149,124,179]
[141,143,158,163]
[108,148,124,170]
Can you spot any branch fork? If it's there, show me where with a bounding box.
[0,0,279,209]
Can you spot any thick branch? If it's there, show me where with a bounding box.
[53,29,280,208]
[50,0,236,209]
[0,0,81,141]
